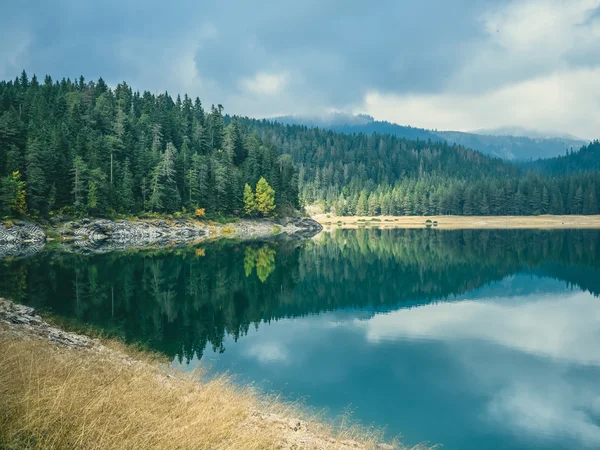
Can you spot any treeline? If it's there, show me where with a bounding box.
[322,173,600,216]
[1,71,599,220]
[240,118,600,215]
[524,140,600,175]
[0,71,298,218]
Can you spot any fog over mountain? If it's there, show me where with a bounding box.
[272,113,589,161]
[471,126,584,141]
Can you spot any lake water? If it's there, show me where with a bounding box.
[1,228,599,450]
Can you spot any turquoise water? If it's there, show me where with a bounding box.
[2,228,599,449]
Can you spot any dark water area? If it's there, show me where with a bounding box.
[1,228,600,450]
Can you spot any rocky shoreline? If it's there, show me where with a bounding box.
[0,216,322,258]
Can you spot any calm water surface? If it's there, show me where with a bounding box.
[1,228,599,450]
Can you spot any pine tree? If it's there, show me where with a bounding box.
[147,164,163,212]
[224,121,246,166]
[71,156,87,213]
[25,138,47,215]
[540,186,549,214]
[333,194,346,216]
[367,192,379,216]
[587,188,598,215]
[255,177,275,217]
[208,105,224,151]
[87,168,106,213]
[356,191,368,216]
[2,170,27,215]
[243,183,256,216]
[161,143,181,212]
[120,159,135,212]
[480,193,489,215]
[187,152,204,208]
[574,186,583,214]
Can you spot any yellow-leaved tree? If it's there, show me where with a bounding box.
[243,184,256,217]
[254,177,275,217]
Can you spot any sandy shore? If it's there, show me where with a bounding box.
[315,215,600,230]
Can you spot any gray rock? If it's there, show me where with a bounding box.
[0,298,93,348]
[0,221,46,258]
[57,219,209,252]
[285,216,323,238]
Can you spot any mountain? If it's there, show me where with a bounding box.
[434,130,586,161]
[271,114,588,161]
[524,140,600,175]
[274,113,440,142]
[240,117,600,216]
[471,126,584,141]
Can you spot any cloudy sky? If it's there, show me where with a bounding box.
[2,0,599,138]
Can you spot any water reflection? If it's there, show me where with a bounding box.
[1,229,599,363]
[196,280,600,450]
[1,229,600,449]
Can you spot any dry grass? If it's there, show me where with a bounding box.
[0,335,277,449]
[0,330,417,450]
[315,214,600,230]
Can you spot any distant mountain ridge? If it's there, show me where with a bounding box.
[524,140,600,174]
[272,113,588,161]
[471,126,584,141]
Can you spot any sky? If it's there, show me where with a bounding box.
[1,0,599,138]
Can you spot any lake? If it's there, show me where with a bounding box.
[1,228,599,450]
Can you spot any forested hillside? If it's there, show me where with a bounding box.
[0,72,298,219]
[273,114,587,160]
[524,141,600,175]
[241,118,600,216]
[1,72,599,220]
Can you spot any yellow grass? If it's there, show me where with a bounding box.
[0,329,423,450]
[315,215,600,230]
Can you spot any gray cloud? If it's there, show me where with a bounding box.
[1,0,599,135]
[0,1,497,101]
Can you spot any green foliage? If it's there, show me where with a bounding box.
[255,177,276,217]
[243,184,256,216]
[240,118,600,217]
[2,170,27,215]
[0,74,298,219]
[1,71,599,220]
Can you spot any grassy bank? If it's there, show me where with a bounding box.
[0,301,420,450]
[315,215,600,230]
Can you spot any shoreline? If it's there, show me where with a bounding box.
[314,215,600,230]
[0,216,323,258]
[0,298,407,450]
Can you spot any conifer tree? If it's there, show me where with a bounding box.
[243,184,256,216]
[71,156,87,213]
[356,191,368,216]
[2,170,27,215]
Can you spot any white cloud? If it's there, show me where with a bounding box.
[360,0,600,138]
[489,382,600,447]
[362,66,600,139]
[245,341,289,363]
[0,27,32,80]
[357,291,600,365]
[241,71,289,96]
[355,291,600,446]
